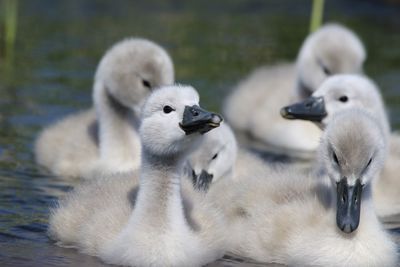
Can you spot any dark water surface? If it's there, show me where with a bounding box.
[0,0,400,266]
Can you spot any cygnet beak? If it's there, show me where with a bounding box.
[180,105,223,135]
[336,178,363,233]
[280,96,327,122]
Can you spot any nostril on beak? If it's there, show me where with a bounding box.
[191,108,199,116]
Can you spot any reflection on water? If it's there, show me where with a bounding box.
[0,0,400,266]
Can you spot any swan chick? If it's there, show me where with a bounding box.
[188,122,238,191]
[295,23,366,99]
[281,74,400,217]
[224,109,397,266]
[35,38,174,178]
[49,85,227,267]
[186,121,277,194]
[223,23,365,155]
[281,74,389,138]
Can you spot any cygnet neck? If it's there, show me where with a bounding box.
[133,147,188,228]
[93,82,141,167]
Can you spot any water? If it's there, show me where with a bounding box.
[0,0,400,266]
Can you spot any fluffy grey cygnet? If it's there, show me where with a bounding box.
[224,23,365,156]
[35,38,174,178]
[282,74,400,218]
[215,109,397,267]
[48,85,227,267]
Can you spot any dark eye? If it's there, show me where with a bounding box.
[338,96,348,103]
[142,80,151,89]
[366,158,372,168]
[163,105,174,114]
[333,152,339,166]
[322,65,331,76]
[212,153,218,160]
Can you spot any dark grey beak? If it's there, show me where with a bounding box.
[280,96,327,122]
[180,105,223,135]
[193,170,213,191]
[336,178,363,233]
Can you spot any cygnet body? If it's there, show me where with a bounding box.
[223,23,365,156]
[282,74,400,217]
[48,85,226,267]
[35,38,174,178]
[215,110,397,266]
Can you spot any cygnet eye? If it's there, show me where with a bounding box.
[212,153,218,160]
[163,105,175,114]
[142,79,151,89]
[333,152,340,166]
[338,96,348,103]
[322,65,331,76]
[366,158,372,168]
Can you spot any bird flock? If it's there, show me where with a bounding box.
[35,23,399,266]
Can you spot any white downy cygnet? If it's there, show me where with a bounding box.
[35,38,174,178]
[281,74,400,218]
[188,122,238,191]
[187,122,275,193]
[223,23,365,156]
[219,109,397,266]
[48,85,227,267]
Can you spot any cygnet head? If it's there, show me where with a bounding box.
[319,109,386,233]
[188,123,237,191]
[281,74,390,141]
[296,23,366,99]
[94,38,174,109]
[140,85,223,157]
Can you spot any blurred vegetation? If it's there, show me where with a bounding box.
[309,0,325,33]
[0,0,18,72]
[0,0,398,150]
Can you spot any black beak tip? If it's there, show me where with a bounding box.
[210,113,223,127]
[280,106,295,119]
[196,112,223,135]
[339,222,358,234]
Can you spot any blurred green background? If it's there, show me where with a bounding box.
[1,0,400,113]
